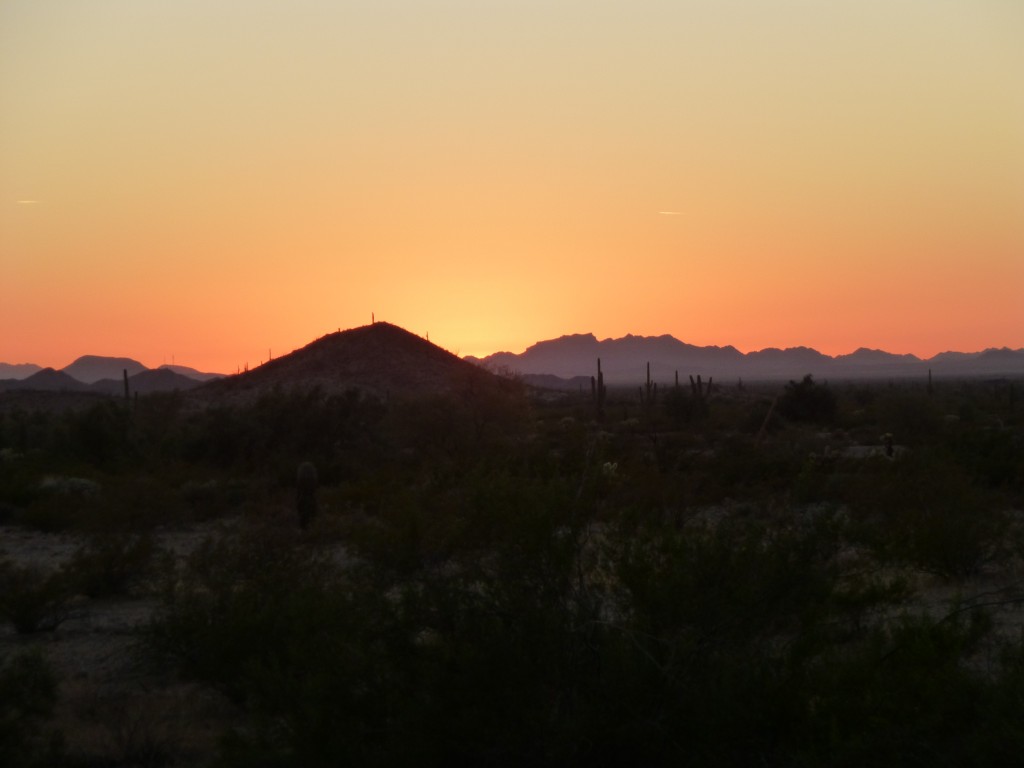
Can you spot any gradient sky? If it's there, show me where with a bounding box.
[3,0,1022,372]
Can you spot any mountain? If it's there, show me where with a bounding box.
[744,347,833,378]
[158,364,223,382]
[516,373,593,392]
[131,369,207,392]
[88,368,206,395]
[470,333,774,384]
[834,348,922,367]
[929,348,1024,377]
[0,363,42,380]
[2,361,221,396]
[62,355,147,384]
[0,368,87,392]
[468,333,745,383]
[469,334,1024,384]
[829,348,926,378]
[472,333,602,378]
[198,322,502,402]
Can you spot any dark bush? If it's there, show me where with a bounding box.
[779,374,837,424]
[63,533,157,598]
[845,449,1007,579]
[0,562,71,634]
[0,650,63,767]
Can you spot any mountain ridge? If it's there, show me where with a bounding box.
[5,332,1023,393]
[0,367,205,395]
[0,356,225,385]
[466,333,1024,385]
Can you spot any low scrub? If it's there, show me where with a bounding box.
[0,650,63,767]
[0,562,71,634]
[63,533,158,598]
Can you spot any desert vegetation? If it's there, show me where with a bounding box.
[1,373,1023,766]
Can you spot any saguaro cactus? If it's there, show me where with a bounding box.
[296,461,319,528]
[594,358,606,420]
[689,374,713,419]
[642,362,658,420]
[689,374,712,400]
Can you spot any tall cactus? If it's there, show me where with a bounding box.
[689,374,712,419]
[689,374,712,399]
[594,358,606,421]
[642,362,658,419]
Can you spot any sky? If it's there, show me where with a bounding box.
[2,0,1022,372]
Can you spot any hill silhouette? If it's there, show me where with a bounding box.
[157,364,223,382]
[88,368,205,395]
[62,355,148,384]
[198,322,500,402]
[0,362,42,380]
[0,368,87,393]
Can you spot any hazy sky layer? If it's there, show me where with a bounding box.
[3,0,1022,371]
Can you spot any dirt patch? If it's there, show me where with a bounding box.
[0,519,243,766]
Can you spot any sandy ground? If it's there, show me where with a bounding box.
[0,519,239,766]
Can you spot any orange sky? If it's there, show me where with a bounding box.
[2,0,1022,373]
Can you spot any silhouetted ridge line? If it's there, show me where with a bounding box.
[0,368,87,392]
[62,355,147,384]
[196,322,500,401]
[466,333,1024,384]
[0,362,42,380]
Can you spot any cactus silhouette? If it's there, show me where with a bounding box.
[594,358,606,421]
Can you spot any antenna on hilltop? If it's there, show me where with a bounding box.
[372,312,375,324]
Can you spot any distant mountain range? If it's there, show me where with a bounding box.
[466,334,1024,386]
[0,355,224,395]
[4,330,1023,400]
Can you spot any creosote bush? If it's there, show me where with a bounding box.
[63,533,157,598]
[0,650,63,767]
[779,374,837,424]
[0,561,71,634]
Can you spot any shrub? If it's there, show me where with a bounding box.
[70,400,133,469]
[779,374,837,424]
[0,561,71,633]
[63,533,157,598]
[845,449,1007,580]
[0,650,63,767]
[663,387,707,426]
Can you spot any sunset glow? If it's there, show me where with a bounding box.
[2,0,1022,373]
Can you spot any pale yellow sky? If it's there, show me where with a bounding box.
[2,0,1022,371]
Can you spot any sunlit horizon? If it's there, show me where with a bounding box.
[3,1,1022,374]
[9,315,1024,376]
